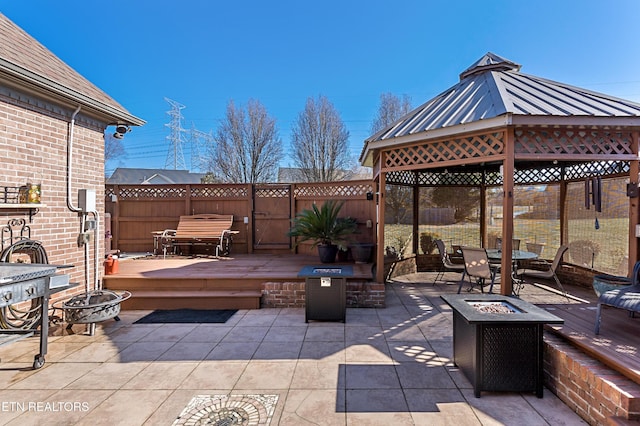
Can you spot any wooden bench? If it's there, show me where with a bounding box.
[165,214,239,257]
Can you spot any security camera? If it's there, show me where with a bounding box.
[113,125,130,139]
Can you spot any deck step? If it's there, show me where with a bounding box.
[122,290,262,310]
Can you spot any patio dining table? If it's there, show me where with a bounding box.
[486,249,539,262]
[486,249,539,295]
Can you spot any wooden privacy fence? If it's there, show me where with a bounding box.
[105,180,377,256]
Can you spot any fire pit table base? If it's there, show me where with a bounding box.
[298,266,352,323]
[441,294,563,398]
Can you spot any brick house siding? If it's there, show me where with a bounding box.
[0,89,107,305]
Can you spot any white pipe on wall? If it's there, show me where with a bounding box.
[66,106,104,335]
[67,106,82,213]
[66,107,101,290]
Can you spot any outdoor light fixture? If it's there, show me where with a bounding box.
[113,125,130,139]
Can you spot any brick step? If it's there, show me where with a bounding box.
[544,334,640,424]
[607,417,640,425]
[121,290,262,310]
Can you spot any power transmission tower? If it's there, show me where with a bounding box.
[189,125,214,173]
[164,97,187,170]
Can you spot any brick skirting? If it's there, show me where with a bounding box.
[261,281,385,309]
[544,333,640,425]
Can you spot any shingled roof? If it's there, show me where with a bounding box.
[0,13,144,126]
[361,52,640,165]
[107,168,205,185]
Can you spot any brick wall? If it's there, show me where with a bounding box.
[0,87,107,308]
[557,264,599,290]
[261,280,386,309]
[544,333,640,424]
[385,256,417,280]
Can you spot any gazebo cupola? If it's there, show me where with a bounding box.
[458,52,521,78]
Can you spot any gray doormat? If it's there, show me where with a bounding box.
[133,308,237,324]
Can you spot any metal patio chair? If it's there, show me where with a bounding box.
[496,238,521,250]
[434,239,465,284]
[515,245,568,296]
[160,229,177,259]
[459,247,499,294]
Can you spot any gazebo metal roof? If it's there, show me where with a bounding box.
[361,52,640,166]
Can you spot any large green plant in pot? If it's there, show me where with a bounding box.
[288,200,357,263]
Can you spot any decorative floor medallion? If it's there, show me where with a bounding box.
[173,394,278,426]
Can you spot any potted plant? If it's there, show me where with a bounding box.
[351,241,373,263]
[288,200,358,263]
[419,232,439,254]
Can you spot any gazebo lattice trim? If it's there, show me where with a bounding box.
[383,132,505,169]
[515,128,635,158]
[381,126,635,187]
[385,161,630,186]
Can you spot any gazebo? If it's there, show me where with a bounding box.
[360,53,640,295]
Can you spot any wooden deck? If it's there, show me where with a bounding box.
[103,253,373,310]
[538,287,640,386]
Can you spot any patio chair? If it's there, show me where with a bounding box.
[515,245,568,296]
[595,261,640,335]
[525,242,545,256]
[496,238,521,250]
[434,239,466,284]
[160,229,177,259]
[459,247,498,294]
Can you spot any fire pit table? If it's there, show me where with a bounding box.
[441,294,563,398]
[298,266,352,323]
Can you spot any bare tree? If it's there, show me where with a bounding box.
[290,95,351,182]
[371,93,413,226]
[105,133,125,162]
[208,99,282,183]
[371,92,412,134]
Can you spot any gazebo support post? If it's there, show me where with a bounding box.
[480,182,487,248]
[376,170,387,283]
[559,179,568,250]
[500,128,516,296]
[413,173,420,255]
[629,131,640,276]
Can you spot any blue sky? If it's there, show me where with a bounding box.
[3,1,640,177]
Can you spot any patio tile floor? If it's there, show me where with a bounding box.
[0,273,587,425]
